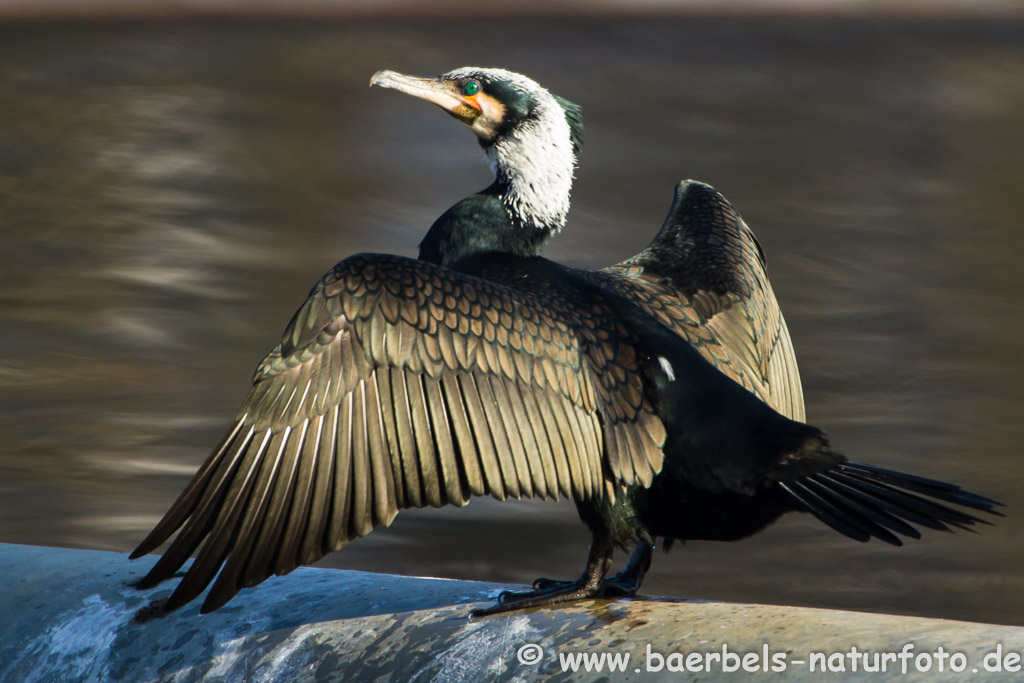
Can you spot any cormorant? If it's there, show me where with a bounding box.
[130,67,1001,616]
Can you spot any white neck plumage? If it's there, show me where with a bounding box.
[485,98,576,232]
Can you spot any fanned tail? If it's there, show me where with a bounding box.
[780,461,1004,546]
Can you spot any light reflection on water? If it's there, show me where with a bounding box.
[1,18,1023,625]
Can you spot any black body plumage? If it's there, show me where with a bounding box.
[130,67,1001,616]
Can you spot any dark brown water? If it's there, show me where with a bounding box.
[2,18,1023,626]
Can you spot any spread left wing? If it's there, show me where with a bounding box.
[131,253,665,612]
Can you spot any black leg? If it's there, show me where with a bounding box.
[471,533,614,617]
[601,539,653,596]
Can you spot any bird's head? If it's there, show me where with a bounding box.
[371,67,583,231]
[371,67,582,154]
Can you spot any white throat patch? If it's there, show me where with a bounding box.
[487,108,575,231]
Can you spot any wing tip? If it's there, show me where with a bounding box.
[674,178,718,197]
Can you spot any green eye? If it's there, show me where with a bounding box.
[463,81,481,96]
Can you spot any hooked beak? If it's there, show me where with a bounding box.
[370,70,481,125]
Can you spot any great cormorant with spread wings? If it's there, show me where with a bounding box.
[131,67,1000,616]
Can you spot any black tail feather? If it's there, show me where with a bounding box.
[782,461,1002,544]
[840,462,1005,512]
[781,480,900,545]
[817,472,954,532]
[803,476,919,541]
[833,469,987,529]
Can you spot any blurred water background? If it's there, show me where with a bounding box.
[2,12,1023,626]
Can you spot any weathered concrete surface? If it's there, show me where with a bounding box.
[1,542,1022,681]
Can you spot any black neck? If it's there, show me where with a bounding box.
[418,182,555,267]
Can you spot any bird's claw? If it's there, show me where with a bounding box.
[493,577,576,604]
[472,575,639,617]
[532,577,575,591]
[495,589,531,603]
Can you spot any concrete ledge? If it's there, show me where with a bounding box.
[1,542,1021,681]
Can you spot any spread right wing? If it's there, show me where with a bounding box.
[606,180,805,421]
